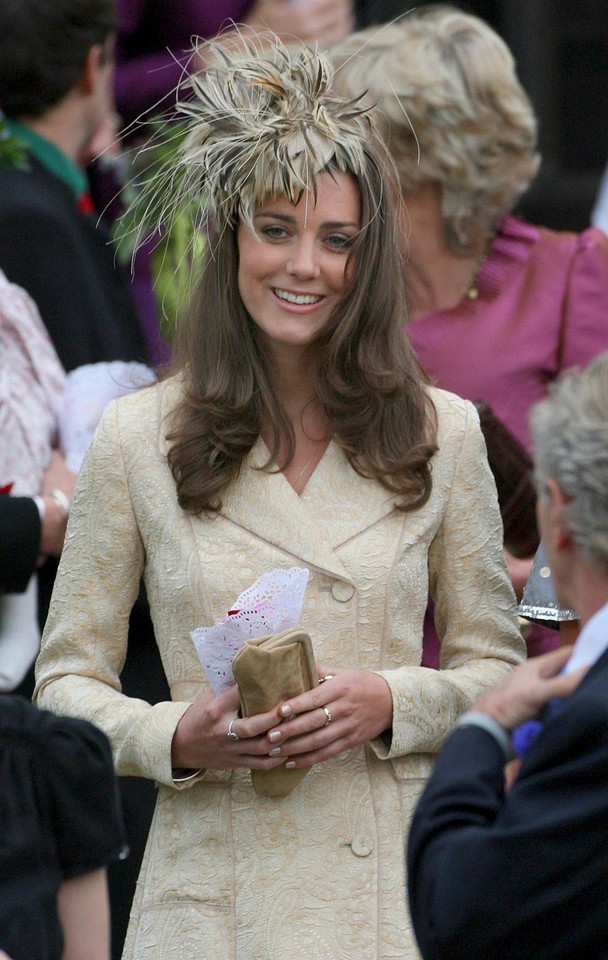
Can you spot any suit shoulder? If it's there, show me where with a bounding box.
[107,375,181,439]
[110,377,162,418]
[425,385,479,444]
[0,164,71,216]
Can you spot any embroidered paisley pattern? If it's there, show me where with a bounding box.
[35,379,525,960]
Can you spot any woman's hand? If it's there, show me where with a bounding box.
[42,449,77,502]
[171,683,288,773]
[503,548,533,601]
[194,0,354,72]
[262,668,393,770]
[244,0,355,49]
[39,451,77,558]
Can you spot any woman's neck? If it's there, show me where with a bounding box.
[262,386,331,453]
[400,185,490,321]
[260,345,331,491]
[406,248,484,321]
[275,352,318,407]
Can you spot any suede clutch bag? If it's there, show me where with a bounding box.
[232,627,317,797]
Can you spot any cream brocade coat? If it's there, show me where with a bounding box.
[35,379,524,960]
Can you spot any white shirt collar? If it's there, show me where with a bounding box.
[563,601,608,675]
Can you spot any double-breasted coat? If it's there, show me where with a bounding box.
[35,378,524,959]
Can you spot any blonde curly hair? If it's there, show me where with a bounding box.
[331,5,540,252]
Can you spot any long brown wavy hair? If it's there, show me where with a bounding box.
[166,146,438,515]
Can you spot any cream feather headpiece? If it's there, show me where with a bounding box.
[115,34,379,330]
[164,34,374,233]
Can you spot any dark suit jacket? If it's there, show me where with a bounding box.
[0,498,40,593]
[407,648,608,960]
[0,156,147,373]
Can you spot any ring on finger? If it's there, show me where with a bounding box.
[318,674,335,684]
[227,718,240,741]
[322,706,333,726]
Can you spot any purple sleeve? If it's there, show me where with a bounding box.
[559,226,608,370]
[114,0,255,124]
[114,53,190,122]
[116,0,147,34]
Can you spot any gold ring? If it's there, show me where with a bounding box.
[318,674,335,684]
[322,706,333,726]
[227,718,240,741]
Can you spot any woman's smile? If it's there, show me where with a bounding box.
[270,287,327,311]
[272,288,325,307]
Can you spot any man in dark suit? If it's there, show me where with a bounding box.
[0,0,146,373]
[408,352,608,960]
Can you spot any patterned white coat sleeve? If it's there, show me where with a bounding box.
[372,396,525,768]
[34,398,193,787]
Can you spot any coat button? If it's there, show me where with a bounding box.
[350,834,374,857]
[331,582,355,602]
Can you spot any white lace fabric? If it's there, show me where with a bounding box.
[191,566,309,692]
[58,361,156,472]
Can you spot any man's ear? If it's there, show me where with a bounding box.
[546,477,573,550]
[78,44,104,96]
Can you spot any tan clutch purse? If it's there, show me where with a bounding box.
[232,627,317,797]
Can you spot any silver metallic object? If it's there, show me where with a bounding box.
[519,542,578,626]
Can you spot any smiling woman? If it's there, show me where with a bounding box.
[235,169,362,490]
[34,34,525,960]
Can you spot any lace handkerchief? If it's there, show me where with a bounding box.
[191,567,310,693]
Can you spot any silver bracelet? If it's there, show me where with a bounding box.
[453,710,514,762]
[47,488,71,520]
[171,767,204,783]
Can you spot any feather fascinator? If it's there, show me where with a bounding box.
[138,34,376,240]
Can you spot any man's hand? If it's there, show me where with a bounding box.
[473,646,588,730]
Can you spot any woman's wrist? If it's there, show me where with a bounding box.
[39,494,69,556]
[47,487,71,519]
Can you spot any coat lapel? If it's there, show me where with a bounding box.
[158,381,400,582]
[220,439,398,582]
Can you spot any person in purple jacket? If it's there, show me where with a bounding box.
[332,5,608,660]
[114,0,355,128]
[114,0,416,126]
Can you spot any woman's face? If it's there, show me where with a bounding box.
[237,170,361,358]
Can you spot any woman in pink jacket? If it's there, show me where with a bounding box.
[332,6,608,659]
